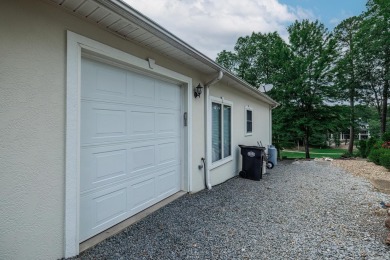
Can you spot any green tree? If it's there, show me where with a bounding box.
[216,32,289,88]
[215,50,237,72]
[216,22,339,158]
[358,0,390,134]
[282,20,337,158]
[216,32,297,150]
[333,16,363,154]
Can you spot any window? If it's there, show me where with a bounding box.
[211,98,232,165]
[245,107,253,135]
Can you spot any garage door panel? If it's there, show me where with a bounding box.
[80,58,97,98]
[96,62,127,96]
[81,139,180,192]
[156,80,180,109]
[82,103,180,145]
[95,109,126,135]
[129,109,155,136]
[80,183,128,242]
[81,102,128,145]
[129,144,155,173]
[128,72,156,105]
[156,111,180,135]
[128,176,156,211]
[94,188,127,226]
[156,140,180,166]
[156,167,180,199]
[81,146,128,192]
[81,58,128,103]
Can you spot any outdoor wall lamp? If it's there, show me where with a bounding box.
[194,83,203,98]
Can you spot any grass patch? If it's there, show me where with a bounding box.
[281,148,347,159]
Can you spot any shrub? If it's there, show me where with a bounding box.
[368,148,386,165]
[382,132,390,142]
[372,140,385,150]
[382,141,390,149]
[379,150,390,170]
[357,140,368,158]
[366,137,377,156]
[334,137,341,147]
[341,151,354,158]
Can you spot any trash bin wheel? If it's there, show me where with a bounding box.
[266,161,274,169]
[239,171,247,178]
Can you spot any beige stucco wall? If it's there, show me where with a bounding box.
[0,0,271,259]
[208,83,271,186]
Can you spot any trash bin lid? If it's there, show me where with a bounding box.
[239,145,265,150]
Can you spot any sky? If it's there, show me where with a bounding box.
[124,0,367,60]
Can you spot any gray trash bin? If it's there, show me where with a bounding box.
[238,145,265,181]
[267,145,277,166]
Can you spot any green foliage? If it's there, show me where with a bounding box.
[366,137,377,157]
[357,0,390,134]
[341,151,355,158]
[368,148,385,165]
[334,137,341,147]
[357,140,368,158]
[278,141,295,149]
[310,133,328,148]
[379,149,390,170]
[373,140,385,150]
[382,132,390,142]
[215,50,236,72]
[368,137,390,168]
[216,32,289,88]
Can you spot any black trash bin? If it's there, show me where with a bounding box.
[238,145,265,181]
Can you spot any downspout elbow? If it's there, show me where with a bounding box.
[205,70,223,88]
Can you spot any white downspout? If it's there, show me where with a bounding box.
[204,70,223,190]
[269,105,272,145]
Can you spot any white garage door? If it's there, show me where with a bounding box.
[79,57,182,242]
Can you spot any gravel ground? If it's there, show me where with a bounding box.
[73,160,390,260]
[332,159,390,182]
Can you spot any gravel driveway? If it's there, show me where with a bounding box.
[74,160,390,259]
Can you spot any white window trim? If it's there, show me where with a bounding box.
[209,96,233,169]
[245,106,253,136]
[65,31,192,257]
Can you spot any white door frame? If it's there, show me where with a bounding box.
[65,31,192,257]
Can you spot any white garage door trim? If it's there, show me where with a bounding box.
[65,31,192,257]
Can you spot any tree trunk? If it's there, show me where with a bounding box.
[381,68,389,134]
[348,88,355,154]
[304,128,310,159]
[348,127,355,154]
[381,50,390,135]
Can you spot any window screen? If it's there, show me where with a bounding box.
[212,101,231,163]
[246,109,252,134]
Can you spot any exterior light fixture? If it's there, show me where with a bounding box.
[194,83,203,98]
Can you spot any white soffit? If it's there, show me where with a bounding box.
[48,0,212,73]
[48,0,278,106]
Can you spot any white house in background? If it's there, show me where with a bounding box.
[0,0,277,259]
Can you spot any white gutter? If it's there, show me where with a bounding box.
[204,71,223,190]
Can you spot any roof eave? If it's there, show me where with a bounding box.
[62,0,279,107]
